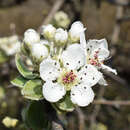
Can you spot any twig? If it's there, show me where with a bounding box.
[52,121,64,130]
[93,100,130,106]
[102,70,129,89]
[38,0,65,32]
[89,87,105,130]
[111,5,124,44]
[76,107,85,130]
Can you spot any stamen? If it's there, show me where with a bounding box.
[62,70,76,84]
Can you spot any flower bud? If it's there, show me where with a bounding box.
[23,29,40,47]
[53,11,70,29]
[31,43,49,63]
[41,24,56,41]
[69,21,85,43]
[54,28,68,46]
[0,35,21,56]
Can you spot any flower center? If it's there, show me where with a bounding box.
[87,50,101,67]
[62,70,76,84]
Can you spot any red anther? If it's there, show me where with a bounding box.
[62,71,76,84]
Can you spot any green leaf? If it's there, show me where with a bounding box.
[11,75,28,88]
[56,93,75,112]
[21,79,44,100]
[0,50,8,63]
[22,101,50,130]
[15,53,38,79]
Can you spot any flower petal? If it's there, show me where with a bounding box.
[43,80,66,102]
[40,58,61,81]
[86,39,108,55]
[62,44,86,70]
[98,76,108,86]
[78,64,102,87]
[80,32,87,54]
[31,43,48,60]
[101,64,117,75]
[91,47,110,61]
[69,21,85,37]
[71,84,94,107]
[24,29,40,45]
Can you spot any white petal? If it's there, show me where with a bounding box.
[101,64,117,75]
[54,28,68,45]
[40,58,61,81]
[80,31,87,51]
[43,80,66,102]
[41,24,56,40]
[69,21,86,43]
[69,21,85,37]
[78,64,102,87]
[71,84,94,107]
[24,29,40,44]
[39,40,51,46]
[98,76,108,86]
[86,39,108,54]
[91,47,110,61]
[31,43,48,60]
[62,44,86,70]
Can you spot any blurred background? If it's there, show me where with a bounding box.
[0,0,130,130]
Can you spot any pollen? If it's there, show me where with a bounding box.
[87,50,101,67]
[62,70,76,84]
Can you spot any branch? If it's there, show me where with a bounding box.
[52,121,64,130]
[89,87,105,130]
[93,100,130,106]
[38,0,65,32]
[111,5,124,44]
[76,107,85,130]
[102,70,129,89]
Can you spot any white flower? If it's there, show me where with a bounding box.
[80,37,117,77]
[40,44,102,106]
[71,84,94,106]
[31,43,49,62]
[39,40,50,46]
[54,11,70,28]
[41,24,56,41]
[0,35,21,56]
[23,29,40,46]
[69,21,86,43]
[54,28,68,46]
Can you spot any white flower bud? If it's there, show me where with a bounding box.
[41,24,56,41]
[69,21,85,43]
[31,43,49,63]
[39,40,50,46]
[0,35,21,56]
[54,11,70,28]
[23,29,40,46]
[54,28,68,46]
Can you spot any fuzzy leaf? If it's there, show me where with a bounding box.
[11,75,28,88]
[21,79,43,100]
[15,53,38,79]
[22,101,50,130]
[56,94,75,112]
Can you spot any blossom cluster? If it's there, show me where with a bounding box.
[14,21,117,109]
[0,35,20,56]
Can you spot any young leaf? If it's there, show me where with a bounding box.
[22,101,50,130]
[11,75,28,88]
[56,93,75,112]
[15,53,38,79]
[21,79,44,100]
